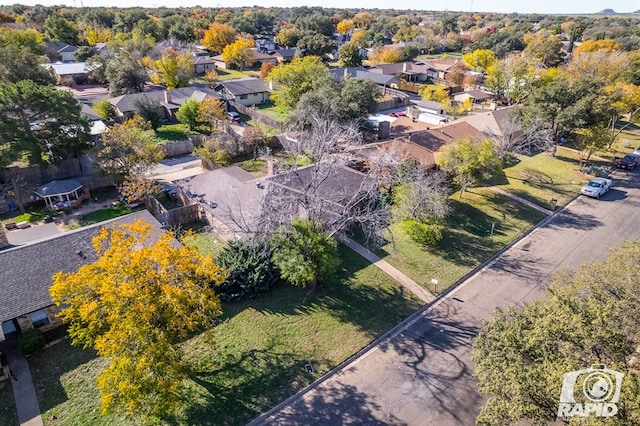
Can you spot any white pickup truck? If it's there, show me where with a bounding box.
[580,177,612,198]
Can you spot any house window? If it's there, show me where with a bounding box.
[29,309,50,328]
[239,95,248,100]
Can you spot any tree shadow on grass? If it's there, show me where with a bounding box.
[27,339,99,414]
[184,349,332,425]
[446,197,508,239]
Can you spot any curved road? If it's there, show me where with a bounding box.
[250,169,640,425]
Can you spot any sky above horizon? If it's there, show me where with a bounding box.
[0,0,638,14]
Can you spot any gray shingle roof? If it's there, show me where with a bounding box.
[218,79,270,96]
[108,87,220,113]
[45,41,77,53]
[0,210,164,323]
[34,179,83,197]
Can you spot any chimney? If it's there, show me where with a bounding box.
[0,225,9,249]
[344,68,348,78]
[403,62,407,72]
[164,90,171,103]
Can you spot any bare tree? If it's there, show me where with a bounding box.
[255,113,391,245]
[488,114,555,161]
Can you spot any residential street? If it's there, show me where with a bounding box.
[251,169,640,426]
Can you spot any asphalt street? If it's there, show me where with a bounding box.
[251,168,640,426]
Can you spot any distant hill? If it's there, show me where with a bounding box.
[598,9,617,14]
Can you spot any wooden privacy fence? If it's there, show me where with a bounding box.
[1,158,82,185]
[228,101,284,132]
[145,195,201,228]
[377,87,411,111]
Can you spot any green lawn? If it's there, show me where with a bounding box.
[213,69,259,81]
[375,187,546,294]
[80,203,143,225]
[244,119,280,136]
[254,103,288,122]
[29,245,421,425]
[416,52,463,59]
[488,147,590,208]
[607,121,640,159]
[143,123,209,144]
[0,381,17,426]
[182,227,227,256]
[1,208,53,225]
[230,155,268,178]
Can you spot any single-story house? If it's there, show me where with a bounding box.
[272,48,300,63]
[108,87,222,120]
[0,210,164,341]
[44,41,77,62]
[452,90,494,105]
[194,56,217,75]
[369,61,436,83]
[91,42,110,56]
[368,118,485,166]
[175,166,263,238]
[43,62,100,82]
[330,67,401,88]
[213,79,271,106]
[255,37,278,52]
[175,162,372,238]
[210,49,278,70]
[459,105,520,139]
[421,58,462,82]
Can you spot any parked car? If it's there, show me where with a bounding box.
[227,111,241,121]
[581,177,612,198]
[616,152,640,170]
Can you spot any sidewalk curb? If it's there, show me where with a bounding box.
[248,201,569,425]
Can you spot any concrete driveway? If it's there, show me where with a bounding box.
[252,169,640,425]
[5,222,60,246]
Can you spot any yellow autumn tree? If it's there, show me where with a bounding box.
[200,22,236,53]
[336,19,354,35]
[198,97,227,131]
[50,219,224,417]
[143,50,194,89]
[84,25,111,45]
[369,46,404,64]
[573,38,622,55]
[221,38,255,70]
[462,49,497,72]
[350,30,369,48]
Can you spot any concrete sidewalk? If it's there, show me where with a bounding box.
[340,237,434,304]
[4,340,43,426]
[486,185,554,215]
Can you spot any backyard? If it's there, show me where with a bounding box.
[27,244,421,425]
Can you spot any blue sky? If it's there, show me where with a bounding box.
[0,0,637,14]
